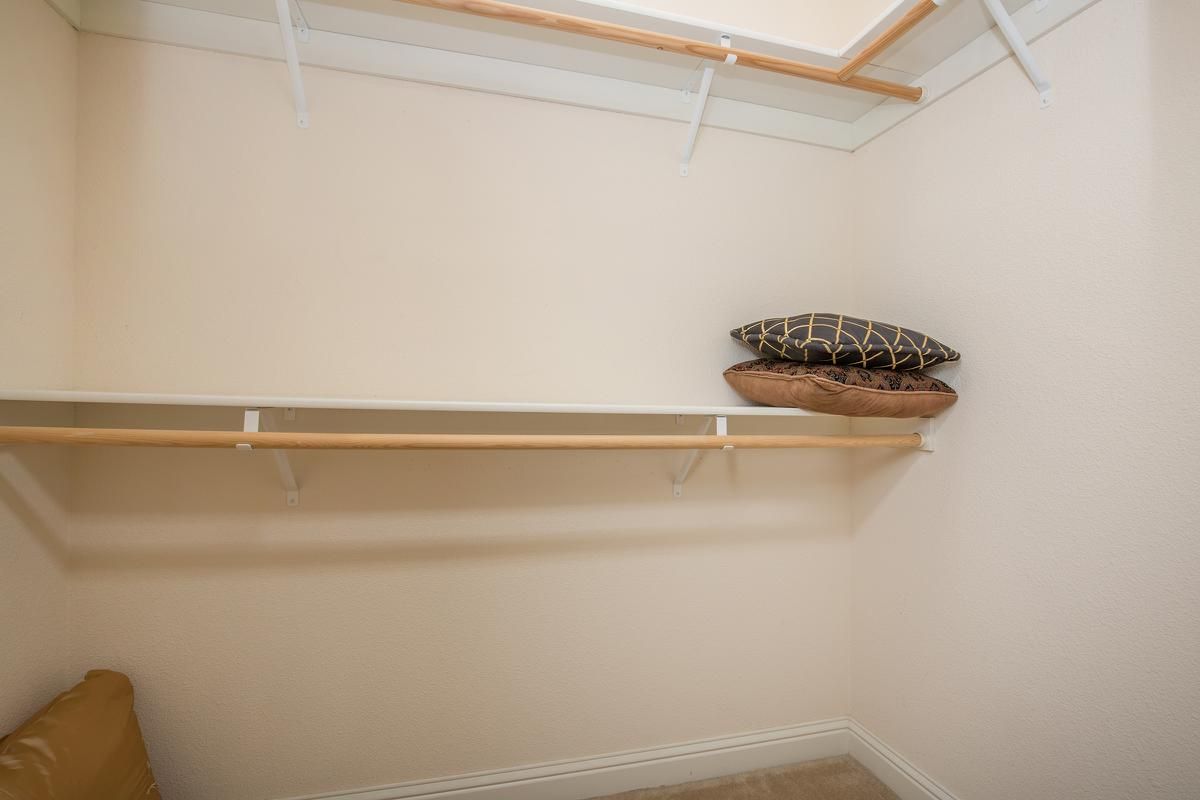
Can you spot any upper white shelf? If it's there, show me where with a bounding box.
[0,389,825,417]
[77,0,1091,151]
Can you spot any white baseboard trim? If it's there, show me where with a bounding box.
[847,720,958,800]
[280,718,958,800]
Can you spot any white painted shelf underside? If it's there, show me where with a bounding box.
[0,390,937,502]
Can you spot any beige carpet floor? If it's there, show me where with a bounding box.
[589,756,900,800]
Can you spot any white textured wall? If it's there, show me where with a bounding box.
[0,0,76,734]
[0,0,76,389]
[849,2,1200,798]
[69,406,852,800]
[68,34,857,800]
[0,403,73,734]
[74,33,853,406]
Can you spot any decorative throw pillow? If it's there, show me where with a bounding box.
[0,670,161,800]
[724,360,957,418]
[731,313,959,370]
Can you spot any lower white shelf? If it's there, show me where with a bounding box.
[0,391,934,504]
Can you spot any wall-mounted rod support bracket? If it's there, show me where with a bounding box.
[981,0,1053,107]
[238,408,260,451]
[679,35,734,177]
[273,0,310,127]
[240,408,300,506]
[715,414,731,450]
[916,418,935,452]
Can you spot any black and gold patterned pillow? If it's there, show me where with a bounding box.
[731,313,959,370]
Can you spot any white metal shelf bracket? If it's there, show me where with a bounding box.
[290,0,310,43]
[680,35,735,177]
[981,0,1053,108]
[239,408,300,506]
[672,414,729,497]
[273,0,310,127]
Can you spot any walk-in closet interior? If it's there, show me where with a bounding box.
[2,1,1198,799]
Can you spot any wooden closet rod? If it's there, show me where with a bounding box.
[838,0,941,81]
[389,0,925,102]
[0,427,923,450]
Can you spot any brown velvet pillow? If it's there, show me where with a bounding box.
[725,359,956,418]
[731,313,959,370]
[0,670,161,800]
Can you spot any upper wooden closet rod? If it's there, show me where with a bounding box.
[0,427,923,451]
[389,0,929,102]
[838,0,941,81]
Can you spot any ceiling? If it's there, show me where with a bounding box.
[574,0,900,52]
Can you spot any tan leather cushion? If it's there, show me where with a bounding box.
[0,670,161,800]
[724,360,956,418]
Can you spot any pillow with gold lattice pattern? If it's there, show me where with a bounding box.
[731,313,959,371]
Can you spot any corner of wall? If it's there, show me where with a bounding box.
[0,0,80,733]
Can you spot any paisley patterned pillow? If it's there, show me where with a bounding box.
[724,360,957,418]
[731,313,959,370]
